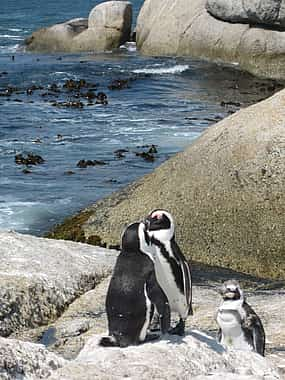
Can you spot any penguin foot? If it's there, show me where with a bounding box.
[144,333,160,343]
[168,319,185,336]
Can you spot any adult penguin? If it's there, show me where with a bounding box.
[99,221,170,347]
[216,280,265,356]
[144,209,193,336]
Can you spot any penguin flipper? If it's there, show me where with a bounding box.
[217,328,222,343]
[146,272,171,334]
[253,322,266,356]
[243,303,266,356]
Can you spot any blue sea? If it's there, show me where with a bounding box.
[0,0,282,235]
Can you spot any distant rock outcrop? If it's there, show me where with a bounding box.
[25,1,132,53]
[136,0,285,79]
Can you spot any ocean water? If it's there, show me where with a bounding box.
[0,0,282,235]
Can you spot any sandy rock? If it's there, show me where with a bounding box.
[47,332,281,380]
[25,1,132,53]
[206,0,285,28]
[77,89,285,280]
[0,231,117,336]
[0,337,65,380]
[136,0,285,79]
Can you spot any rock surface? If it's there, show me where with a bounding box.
[55,88,285,280]
[136,0,285,79]
[0,234,283,378]
[206,0,285,29]
[48,333,281,380]
[0,337,65,380]
[0,231,117,336]
[25,1,132,53]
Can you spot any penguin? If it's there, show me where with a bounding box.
[99,221,170,348]
[216,279,265,356]
[144,209,193,336]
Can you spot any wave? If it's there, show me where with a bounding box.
[133,64,189,75]
[0,34,23,40]
[0,43,21,53]
[120,42,137,52]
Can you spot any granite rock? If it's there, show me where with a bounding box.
[136,0,285,79]
[0,231,117,336]
[25,1,132,53]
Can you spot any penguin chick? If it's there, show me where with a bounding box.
[144,209,193,336]
[99,221,170,347]
[216,279,265,356]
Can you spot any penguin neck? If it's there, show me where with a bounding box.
[150,236,174,261]
[219,297,244,314]
[138,222,155,262]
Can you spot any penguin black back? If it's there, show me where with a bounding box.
[99,222,170,347]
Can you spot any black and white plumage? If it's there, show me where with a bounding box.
[216,280,265,356]
[99,221,170,348]
[144,209,193,336]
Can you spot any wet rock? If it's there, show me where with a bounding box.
[114,148,129,159]
[135,151,155,162]
[220,100,241,107]
[135,145,158,161]
[63,79,88,90]
[15,153,45,165]
[96,92,108,105]
[108,78,130,90]
[77,159,107,168]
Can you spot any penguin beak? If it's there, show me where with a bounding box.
[143,217,151,229]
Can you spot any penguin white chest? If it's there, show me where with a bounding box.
[153,248,188,318]
[217,310,252,352]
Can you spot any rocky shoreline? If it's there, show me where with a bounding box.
[24,0,285,80]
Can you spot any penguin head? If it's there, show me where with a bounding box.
[144,209,175,242]
[121,221,154,260]
[121,222,140,252]
[219,280,244,301]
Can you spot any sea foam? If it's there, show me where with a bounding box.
[133,64,189,75]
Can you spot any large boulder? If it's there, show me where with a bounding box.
[206,0,285,29]
[25,1,132,53]
[0,337,65,380]
[136,0,285,80]
[48,333,281,379]
[63,88,285,280]
[0,231,117,336]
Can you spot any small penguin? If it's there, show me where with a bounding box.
[99,221,170,348]
[144,209,193,336]
[216,280,265,356]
